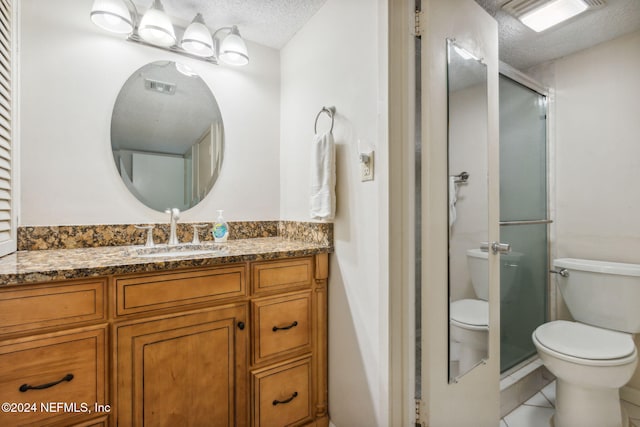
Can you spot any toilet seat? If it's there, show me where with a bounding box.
[450,299,488,331]
[533,320,636,366]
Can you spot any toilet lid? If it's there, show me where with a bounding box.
[450,299,488,327]
[534,320,635,360]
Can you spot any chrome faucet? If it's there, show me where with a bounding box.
[165,208,180,245]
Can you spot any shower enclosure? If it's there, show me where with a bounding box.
[499,72,549,373]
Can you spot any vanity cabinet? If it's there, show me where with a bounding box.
[112,254,328,427]
[0,253,329,427]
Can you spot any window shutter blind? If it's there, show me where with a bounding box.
[0,0,15,257]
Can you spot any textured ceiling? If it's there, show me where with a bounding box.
[131,0,328,49]
[130,0,640,71]
[475,0,640,70]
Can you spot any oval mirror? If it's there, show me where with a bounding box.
[111,61,224,212]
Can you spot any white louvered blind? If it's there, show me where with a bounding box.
[0,0,15,257]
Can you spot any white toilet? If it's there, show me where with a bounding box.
[533,258,640,427]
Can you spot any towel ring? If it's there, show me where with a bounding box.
[314,106,335,134]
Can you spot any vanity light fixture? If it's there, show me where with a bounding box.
[89,0,250,66]
[503,0,589,32]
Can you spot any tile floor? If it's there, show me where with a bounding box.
[501,381,556,427]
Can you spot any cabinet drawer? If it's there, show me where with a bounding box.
[252,357,312,427]
[0,280,106,337]
[251,258,313,295]
[253,292,311,365]
[0,325,108,427]
[114,265,246,316]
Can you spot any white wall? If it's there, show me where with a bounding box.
[528,29,640,388]
[280,0,389,425]
[19,0,281,225]
[528,30,640,264]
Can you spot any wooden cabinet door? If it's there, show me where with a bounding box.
[114,304,248,427]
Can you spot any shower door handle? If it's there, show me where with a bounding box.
[491,242,511,254]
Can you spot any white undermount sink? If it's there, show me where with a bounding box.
[130,243,224,258]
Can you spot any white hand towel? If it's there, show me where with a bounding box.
[310,132,336,221]
[449,176,458,228]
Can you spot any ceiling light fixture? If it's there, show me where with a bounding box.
[89,0,249,66]
[503,0,589,32]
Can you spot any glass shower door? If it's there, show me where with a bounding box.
[499,75,549,373]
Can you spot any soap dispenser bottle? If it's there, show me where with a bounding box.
[213,210,229,243]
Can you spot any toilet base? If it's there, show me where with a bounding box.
[554,379,623,427]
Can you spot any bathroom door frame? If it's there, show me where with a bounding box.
[388,0,419,425]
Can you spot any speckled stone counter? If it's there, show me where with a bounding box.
[17,221,332,250]
[0,237,332,286]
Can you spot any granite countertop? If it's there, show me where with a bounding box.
[0,237,332,286]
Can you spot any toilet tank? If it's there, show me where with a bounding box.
[467,249,489,300]
[554,258,640,333]
[467,248,523,301]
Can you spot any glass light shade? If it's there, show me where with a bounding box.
[520,0,588,32]
[138,0,176,47]
[90,0,133,34]
[218,26,249,66]
[181,14,214,57]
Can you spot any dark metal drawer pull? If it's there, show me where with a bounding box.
[19,374,74,392]
[273,391,298,406]
[272,321,298,332]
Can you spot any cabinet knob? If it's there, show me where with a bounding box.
[237,321,245,330]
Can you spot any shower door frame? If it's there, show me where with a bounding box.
[498,62,555,375]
